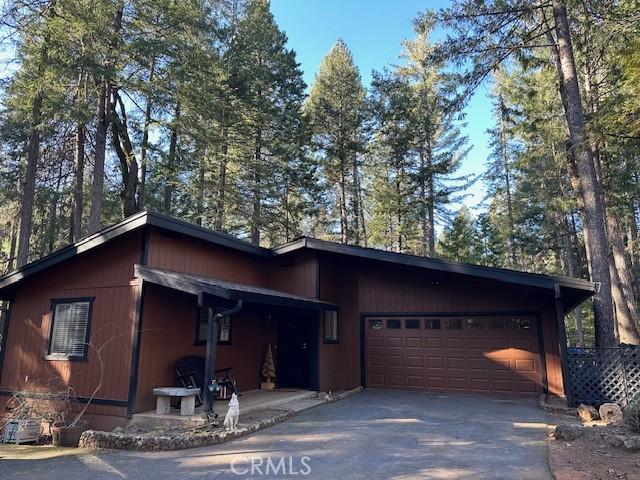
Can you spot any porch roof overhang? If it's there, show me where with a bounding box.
[134,264,337,311]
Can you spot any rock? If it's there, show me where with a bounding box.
[554,424,585,441]
[605,434,626,448]
[623,435,640,450]
[599,403,623,425]
[577,404,600,422]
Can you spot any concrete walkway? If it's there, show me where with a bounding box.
[0,390,552,479]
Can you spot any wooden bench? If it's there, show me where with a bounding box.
[153,387,201,416]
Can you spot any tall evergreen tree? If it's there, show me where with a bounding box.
[306,39,367,244]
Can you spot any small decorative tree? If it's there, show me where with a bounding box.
[260,344,276,390]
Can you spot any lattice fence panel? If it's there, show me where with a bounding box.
[622,346,640,402]
[567,348,627,406]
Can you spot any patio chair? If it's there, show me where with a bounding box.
[174,356,239,407]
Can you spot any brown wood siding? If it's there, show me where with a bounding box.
[134,284,276,413]
[0,232,142,413]
[267,251,318,299]
[146,229,268,287]
[317,255,360,391]
[357,262,564,396]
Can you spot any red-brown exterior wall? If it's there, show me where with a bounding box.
[134,284,276,413]
[1,225,567,431]
[316,257,565,397]
[0,232,143,426]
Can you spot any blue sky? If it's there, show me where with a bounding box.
[271,0,493,212]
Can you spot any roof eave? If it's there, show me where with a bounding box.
[0,211,149,294]
[281,238,596,294]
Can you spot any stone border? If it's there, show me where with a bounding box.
[79,410,295,451]
[79,387,363,451]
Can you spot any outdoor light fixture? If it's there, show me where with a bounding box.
[208,380,221,395]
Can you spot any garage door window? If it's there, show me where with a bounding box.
[466,318,484,329]
[369,319,383,330]
[386,319,401,329]
[425,319,441,329]
[512,318,532,330]
[490,319,508,330]
[405,319,420,329]
[445,318,462,329]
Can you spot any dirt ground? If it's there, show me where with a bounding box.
[547,412,640,480]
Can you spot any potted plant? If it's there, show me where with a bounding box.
[47,388,90,447]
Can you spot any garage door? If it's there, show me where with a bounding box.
[365,315,542,396]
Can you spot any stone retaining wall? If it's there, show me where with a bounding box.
[80,387,363,451]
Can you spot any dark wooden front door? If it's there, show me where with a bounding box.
[365,315,543,396]
[277,316,316,389]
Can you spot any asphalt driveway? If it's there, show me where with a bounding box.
[0,389,552,479]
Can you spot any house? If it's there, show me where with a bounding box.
[0,211,594,430]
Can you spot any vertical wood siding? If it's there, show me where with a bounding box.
[315,257,564,397]
[134,284,277,413]
[0,232,142,411]
[356,262,564,396]
[146,229,268,286]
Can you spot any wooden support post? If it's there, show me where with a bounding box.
[201,296,219,415]
[554,284,574,406]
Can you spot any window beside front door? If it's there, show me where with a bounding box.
[196,313,232,345]
[46,298,94,360]
[323,310,338,343]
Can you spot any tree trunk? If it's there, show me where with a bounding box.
[426,139,436,257]
[139,59,156,210]
[498,97,517,267]
[71,120,85,242]
[561,210,585,346]
[197,152,206,226]
[351,153,361,246]
[338,156,348,244]
[88,79,110,233]
[215,129,228,231]
[419,149,428,256]
[70,72,87,243]
[17,92,43,267]
[551,0,617,347]
[111,90,139,217]
[88,3,123,232]
[164,101,181,214]
[607,214,640,344]
[7,218,17,273]
[251,127,262,246]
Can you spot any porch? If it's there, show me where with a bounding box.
[131,265,337,416]
[130,388,319,427]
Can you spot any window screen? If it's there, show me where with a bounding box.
[49,300,91,358]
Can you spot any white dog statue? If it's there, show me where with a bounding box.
[223,393,240,432]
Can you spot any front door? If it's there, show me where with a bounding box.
[277,316,317,389]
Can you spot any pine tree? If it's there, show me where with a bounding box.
[306,39,367,244]
[437,207,483,264]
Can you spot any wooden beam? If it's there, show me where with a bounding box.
[554,284,574,406]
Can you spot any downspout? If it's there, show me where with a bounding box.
[202,297,243,414]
